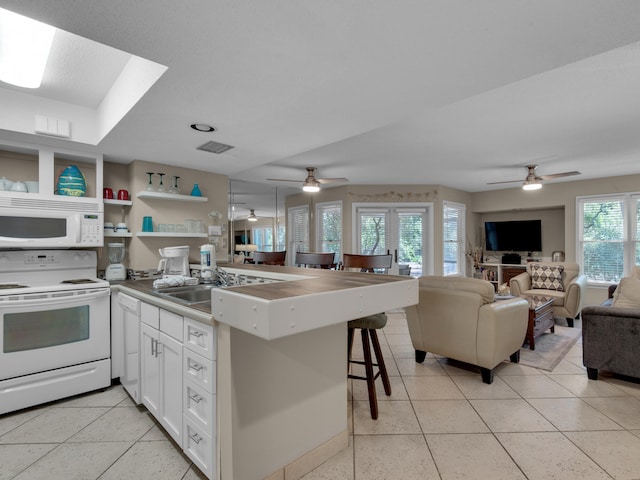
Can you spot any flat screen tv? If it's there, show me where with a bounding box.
[484,220,542,252]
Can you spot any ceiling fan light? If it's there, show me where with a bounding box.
[302,181,320,193]
[247,209,258,221]
[522,180,542,191]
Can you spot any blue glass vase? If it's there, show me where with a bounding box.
[191,183,202,197]
[56,165,87,197]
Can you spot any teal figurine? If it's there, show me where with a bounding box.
[191,183,202,196]
[57,165,86,197]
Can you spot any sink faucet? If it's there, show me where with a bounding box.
[213,267,234,286]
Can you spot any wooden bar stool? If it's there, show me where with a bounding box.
[341,253,393,419]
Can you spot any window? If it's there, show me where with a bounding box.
[287,205,309,260]
[316,201,342,262]
[443,201,465,276]
[354,204,430,276]
[251,226,274,251]
[577,194,640,283]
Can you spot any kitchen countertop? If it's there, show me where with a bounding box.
[113,263,418,339]
[113,263,418,479]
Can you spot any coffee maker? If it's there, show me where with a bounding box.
[158,246,190,276]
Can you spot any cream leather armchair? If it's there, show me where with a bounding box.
[509,262,587,327]
[405,276,529,384]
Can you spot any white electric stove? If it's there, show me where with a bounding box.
[0,250,111,415]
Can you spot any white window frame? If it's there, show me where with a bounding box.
[351,202,434,276]
[443,201,466,277]
[251,226,274,252]
[287,205,309,265]
[315,200,342,263]
[576,193,640,284]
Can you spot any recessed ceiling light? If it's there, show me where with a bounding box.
[190,123,216,132]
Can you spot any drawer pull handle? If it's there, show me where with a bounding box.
[189,393,203,403]
[189,432,202,444]
[189,362,203,372]
[190,330,204,338]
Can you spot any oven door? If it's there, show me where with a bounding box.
[0,287,110,380]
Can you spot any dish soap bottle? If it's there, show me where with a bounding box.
[191,183,202,196]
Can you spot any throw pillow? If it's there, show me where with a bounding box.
[612,276,640,308]
[531,264,564,291]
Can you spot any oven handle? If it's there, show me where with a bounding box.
[0,288,110,307]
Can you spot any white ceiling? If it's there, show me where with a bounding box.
[2,0,640,217]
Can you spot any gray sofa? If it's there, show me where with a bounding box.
[582,305,640,380]
[582,271,640,380]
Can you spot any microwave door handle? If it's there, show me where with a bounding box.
[71,214,82,243]
[0,289,110,307]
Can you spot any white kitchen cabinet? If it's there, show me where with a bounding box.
[111,291,142,403]
[140,303,184,446]
[182,319,216,479]
[115,289,217,479]
[0,139,103,199]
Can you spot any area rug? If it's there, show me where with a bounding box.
[518,325,582,372]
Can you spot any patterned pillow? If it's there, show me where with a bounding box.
[531,264,564,291]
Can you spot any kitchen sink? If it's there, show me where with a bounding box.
[150,283,221,305]
[149,273,284,305]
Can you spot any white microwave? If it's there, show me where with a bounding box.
[0,196,103,248]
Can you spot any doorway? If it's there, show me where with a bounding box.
[352,203,433,276]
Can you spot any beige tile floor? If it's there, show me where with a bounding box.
[2,311,640,479]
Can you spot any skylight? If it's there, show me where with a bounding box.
[0,7,55,88]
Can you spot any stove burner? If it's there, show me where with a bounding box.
[60,279,99,284]
[0,284,29,290]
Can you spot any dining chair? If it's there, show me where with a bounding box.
[341,253,393,419]
[251,251,286,266]
[295,252,335,269]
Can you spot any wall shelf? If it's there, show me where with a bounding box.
[136,191,208,202]
[105,231,133,238]
[136,232,208,238]
[104,199,133,206]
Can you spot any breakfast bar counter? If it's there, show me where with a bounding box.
[115,264,418,480]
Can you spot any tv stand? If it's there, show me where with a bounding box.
[479,263,527,291]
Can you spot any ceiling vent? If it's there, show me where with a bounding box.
[197,141,234,154]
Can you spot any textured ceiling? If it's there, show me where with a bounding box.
[2,0,640,218]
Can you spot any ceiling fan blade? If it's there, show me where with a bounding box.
[486,179,523,185]
[266,178,303,183]
[538,171,581,180]
[317,177,348,184]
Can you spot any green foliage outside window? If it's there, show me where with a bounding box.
[581,200,624,282]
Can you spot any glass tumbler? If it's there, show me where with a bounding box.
[142,216,153,232]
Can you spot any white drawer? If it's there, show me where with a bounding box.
[183,416,215,479]
[184,349,215,394]
[184,317,215,360]
[184,380,215,437]
[160,309,183,341]
[141,302,159,329]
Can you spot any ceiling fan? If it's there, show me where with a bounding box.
[267,167,348,192]
[487,165,580,190]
